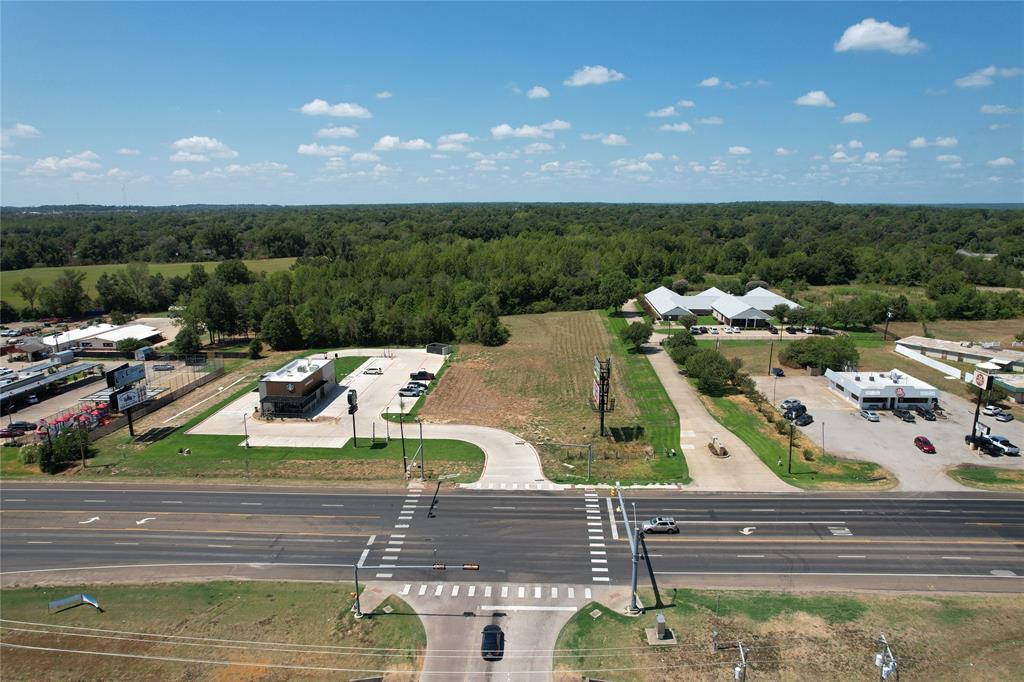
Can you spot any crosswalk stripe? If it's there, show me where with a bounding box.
[418,585,427,596]
[434,585,444,596]
[568,587,575,599]
[584,588,592,598]
[592,567,608,573]
[591,558,607,564]
[401,584,411,595]
[395,524,409,528]
[518,587,525,598]
[551,587,558,598]
[468,586,476,597]
[501,586,508,598]
[452,585,460,597]
[592,577,610,582]
[485,586,492,598]
[375,573,392,578]
[590,542,605,548]
[590,550,606,555]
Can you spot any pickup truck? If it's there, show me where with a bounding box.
[985,436,1020,456]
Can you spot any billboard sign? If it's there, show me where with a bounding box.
[593,377,601,406]
[594,356,602,381]
[107,363,145,389]
[973,370,993,391]
[113,385,147,412]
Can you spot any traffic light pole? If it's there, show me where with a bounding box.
[616,482,641,615]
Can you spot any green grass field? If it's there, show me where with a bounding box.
[604,312,689,484]
[703,392,893,489]
[948,464,1024,491]
[1,257,297,308]
[554,588,1024,681]
[0,581,425,680]
[334,355,370,382]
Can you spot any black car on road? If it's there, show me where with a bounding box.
[481,624,505,661]
[410,370,435,381]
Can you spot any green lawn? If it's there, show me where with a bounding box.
[0,581,425,681]
[334,355,371,382]
[703,392,893,489]
[948,464,1024,491]
[1,257,297,309]
[603,312,689,485]
[554,587,1024,682]
[696,314,718,325]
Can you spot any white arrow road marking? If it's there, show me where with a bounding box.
[79,517,100,525]
[740,527,756,535]
[135,517,156,526]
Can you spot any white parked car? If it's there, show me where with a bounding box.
[364,367,383,375]
[724,327,733,334]
[709,327,719,335]
[803,327,814,334]
[982,404,1003,416]
[860,410,880,422]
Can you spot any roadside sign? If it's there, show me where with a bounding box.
[107,363,145,389]
[975,421,991,436]
[973,371,993,390]
[112,385,147,412]
[594,356,601,381]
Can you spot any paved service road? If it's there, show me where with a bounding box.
[2,484,1022,591]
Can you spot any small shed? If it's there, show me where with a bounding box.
[426,343,452,355]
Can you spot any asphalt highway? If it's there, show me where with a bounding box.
[2,484,1022,590]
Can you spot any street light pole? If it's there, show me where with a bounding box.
[418,420,425,482]
[616,483,641,615]
[399,397,407,475]
[788,422,795,474]
[242,413,250,448]
[353,563,363,619]
[767,339,774,375]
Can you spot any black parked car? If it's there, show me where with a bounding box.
[771,367,785,377]
[410,370,435,381]
[481,624,505,661]
[794,413,814,427]
[893,409,916,423]
[8,421,37,431]
[783,404,807,420]
[913,406,936,421]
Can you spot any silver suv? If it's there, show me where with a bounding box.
[641,517,679,534]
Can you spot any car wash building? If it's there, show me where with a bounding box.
[824,368,939,410]
[258,357,337,418]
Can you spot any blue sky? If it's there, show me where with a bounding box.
[1,1,1022,205]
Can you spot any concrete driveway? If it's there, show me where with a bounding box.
[188,348,555,489]
[755,375,1024,491]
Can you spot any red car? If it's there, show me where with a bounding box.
[913,436,935,454]
[0,428,25,438]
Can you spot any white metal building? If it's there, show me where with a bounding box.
[643,285,800,327]
[41,323,117,348]
[643,286,695,321]
[79,324,163,350]
[824,368,939,410]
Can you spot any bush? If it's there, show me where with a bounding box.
[775,420,790,436]
[109,310,131,325]
[619,320,653,352]
[248,339,263,359]
[685,348,738,396]
[20,445,39,465]
[663,330,697,365]
[803,448,816,461]
[778,335,860,372]
[38,429,94,474]
[115,337,147,359]
[173,324,202,355]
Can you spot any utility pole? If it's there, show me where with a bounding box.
[399,397,407,474]
[883,310,894,342]
[787,422,794,475]
[418,420,425,482]
[875,632,898,680]
[242,413,250,448]
[78,421,87,470]
[615,483,641,615]
[734,641,748,681]
[353,562,363,619]
[767,339,774,375]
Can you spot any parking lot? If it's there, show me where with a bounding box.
[189,348,446,447]
[755,375,1024,491]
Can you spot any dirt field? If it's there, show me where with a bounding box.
[419,311,645,463]
[555,588,1024,681]
[888,317,1024,346]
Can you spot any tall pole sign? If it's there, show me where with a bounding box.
[592,356,612,437]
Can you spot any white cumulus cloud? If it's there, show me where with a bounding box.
[523,142,553,154]
[563,65,625,87]
[848,139,864,149]
[659,122,693,133]
[795,90,836,107]
[171,136,237,159]
[980,104,1019,115]
[300,98,372,118]
[728,146,752,155]
[698,76,721,87]
[25,151,101,175]
[297,143,351,156]
[775,147,797,156]
[677,99,696,108]
[492,120,570,139]
[527,86,550,99]
[375,91,393,99]
[117,147,140,156]
[884,149,907,161]
[696,116,724,125]
[647,106,678,117]
[988,156,1015,167]
[909,136,958,148]
[223,161,289,175]
[0,122,41,146]
[834,18,925,55]
[842,112,871,124]
[936,154,961,163]
[954,66,1024,88]
[350,152,380,163]
[641,152,664,161]
[317,126,358,138]
[373,136,432,151]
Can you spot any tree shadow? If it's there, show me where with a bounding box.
[609,425,645,443]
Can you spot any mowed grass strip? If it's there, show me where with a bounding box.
[948,464,1024,491]
[1,257,297,308]
[554,588,1024,682]
[702,393,893,489]
[0,581,425,681]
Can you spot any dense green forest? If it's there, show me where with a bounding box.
[1,203,1022,348]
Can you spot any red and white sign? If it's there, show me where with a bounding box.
[974,371,992,390]
[592,377,601,406]
[894,387,905,398]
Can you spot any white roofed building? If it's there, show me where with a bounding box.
[643,285,800,328]
[643,286,694,321]
[824,368,938,410]
[41,323,117,349]
[710,296,771,328]
[258,357,338,418]
[79,324,163,349]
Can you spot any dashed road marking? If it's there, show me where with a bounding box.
[376,573,392,578]
[468,586,476,597]
[452,585,460,597]
[366,535,376,546]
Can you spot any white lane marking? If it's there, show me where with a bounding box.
[737,555,765,558]
[114,542,139,546]
[83,499,106,503]
[492,507,516,510]
[391,534,405,538]
[27,541,52,544]
[394,524,409,529]
[5,498,26,502]
[380,564,396,568]
[376,573,392,578]
[837,555,866,559]
[239,502,262,506]
[592,577,610,582]
[591,567,608,573]
[418,585,427,596]
[674,520,848,525]
[584,588,592,598]
[79,517,100,525]
[928,510,951,513]
[468,586,476,597]
[388,540,403,546]
[434,585,444,596]
[479,605,577,612]
[517,587,525,598]
[606,498,620,540]
[366,535,376,546]
[135,518,156,526]
[452,585,460,597]
[321,504,345,508]
[207,544,232,548]
[400,585,411,595]
[357,549,369,567]
[484,586,492,598]
[828,527,853,537]
[568,588,575,599]
[591,551,606,556]
[751,509,775,512]
[500,586,507,598]
[161,501,183,504]
[591,559,608,564]
[942,556,972,560]
[839,509,862,512]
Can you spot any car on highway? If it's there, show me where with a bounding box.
[771,367,785,377]
[995,411,1014,423]
[913,436,936,453]
[364,367,383,375]
[982,404,1003,417]
[893,409,916,423]
[641,517,679,534]
[986,436,1020,456]
[481,624,505,661]
[860,410,880,422]
[410,370,435,381]
[153,363,175,371]
[780,399,802,411]
[794,413,814,427]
